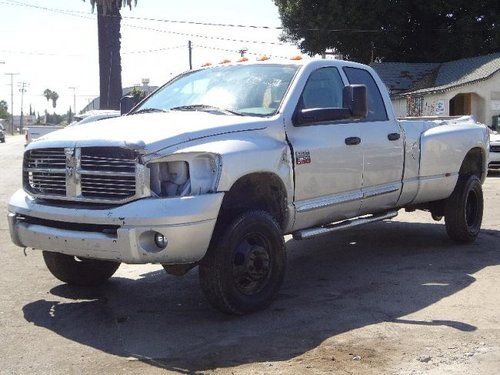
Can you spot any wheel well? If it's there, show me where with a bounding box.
[459,148,484,180]
[219,173,288,231]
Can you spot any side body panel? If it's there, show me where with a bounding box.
[398,117,489,206]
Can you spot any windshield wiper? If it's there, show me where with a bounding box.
[131,108,168,115]
[170,104,245,116]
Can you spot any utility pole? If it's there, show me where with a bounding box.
[68,86,77,115]
[4,73,19,135]
[18,81,28,134]
[188,40,193,70]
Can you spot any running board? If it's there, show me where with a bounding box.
[292,211,399,240]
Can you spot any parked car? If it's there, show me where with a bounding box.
[25,125,64,145]
[67,110,120,127]
[0,124,5,143]
[25,110,121,144]
[489,129,500,170]
[8,59,490,314]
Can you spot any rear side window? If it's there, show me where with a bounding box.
[343,67,388,121]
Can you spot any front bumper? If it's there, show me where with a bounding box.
[8,189,224,264]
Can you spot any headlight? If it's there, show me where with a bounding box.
[148,153,221,197]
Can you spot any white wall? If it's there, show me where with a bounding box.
[392,70,500,126]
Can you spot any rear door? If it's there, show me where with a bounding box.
[342,67,404,213]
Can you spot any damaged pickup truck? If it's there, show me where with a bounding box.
[8,59,490,314]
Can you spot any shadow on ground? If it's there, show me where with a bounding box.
[23,221,500,373]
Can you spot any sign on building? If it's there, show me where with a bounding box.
[435,100,446,115]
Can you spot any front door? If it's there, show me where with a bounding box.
[286,67,364,230]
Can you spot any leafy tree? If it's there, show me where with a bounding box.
[274,0,500,63]
[128,86,147,100]
[0,100,9,119]
[83,1,138,110]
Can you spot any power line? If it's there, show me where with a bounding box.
[122,45,185,55]
[1,0,386,34]
[0,45,186,57]
[0,0,285,45]
[193,44,289,60]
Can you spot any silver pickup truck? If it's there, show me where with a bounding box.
[8,59,490,314]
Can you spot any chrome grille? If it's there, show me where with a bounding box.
[23,147,143,203]
[80,147,137,200]
[490,145,500,153]
[24,148,66,196]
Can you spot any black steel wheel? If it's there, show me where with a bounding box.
[199,210,286,314]
[445,175,483,243]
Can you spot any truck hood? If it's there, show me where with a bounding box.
[29,111,270,154]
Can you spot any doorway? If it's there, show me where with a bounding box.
[449,93,472,116]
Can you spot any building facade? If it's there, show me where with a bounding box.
[372,53,500,128]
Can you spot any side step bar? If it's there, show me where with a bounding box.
[292,210,399,240]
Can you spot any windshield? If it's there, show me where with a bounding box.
[134,64,299,116]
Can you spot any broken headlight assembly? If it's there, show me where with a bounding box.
[148,153,222,198]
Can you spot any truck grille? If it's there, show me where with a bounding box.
[490,145,500,153]
[24,148,67,196]
[24,147,142,203]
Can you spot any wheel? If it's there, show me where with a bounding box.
[42,251,120,286]
[444,175,483,243]
[199,210,286,314]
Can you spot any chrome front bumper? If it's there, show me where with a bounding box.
[8,189,224,264]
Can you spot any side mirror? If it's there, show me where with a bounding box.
[343,84,367,119]
[120,95,141,115]
[293,84,368,126]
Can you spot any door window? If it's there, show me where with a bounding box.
[343,67,388,121]
[301,67,344,109]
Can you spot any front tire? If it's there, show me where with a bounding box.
[42,251,120,286]
[444,175,483,243]
[199,210,286,314]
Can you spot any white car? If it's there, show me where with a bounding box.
[489,130,500,171]
[68,110,120,127]
[25,111,121,144]
[8,59,490,314]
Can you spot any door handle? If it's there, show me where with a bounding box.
[345,137,361,146]
[387,133,401,141]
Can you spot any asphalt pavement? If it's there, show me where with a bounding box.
[1,134,499,374]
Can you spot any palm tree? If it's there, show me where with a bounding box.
[43,89,52,104]
[43,89,52,123]
[83,1,137,110]
[50,91,59,110]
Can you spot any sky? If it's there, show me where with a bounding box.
[0,0,302,116]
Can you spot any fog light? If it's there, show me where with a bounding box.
[154,233,168,249]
